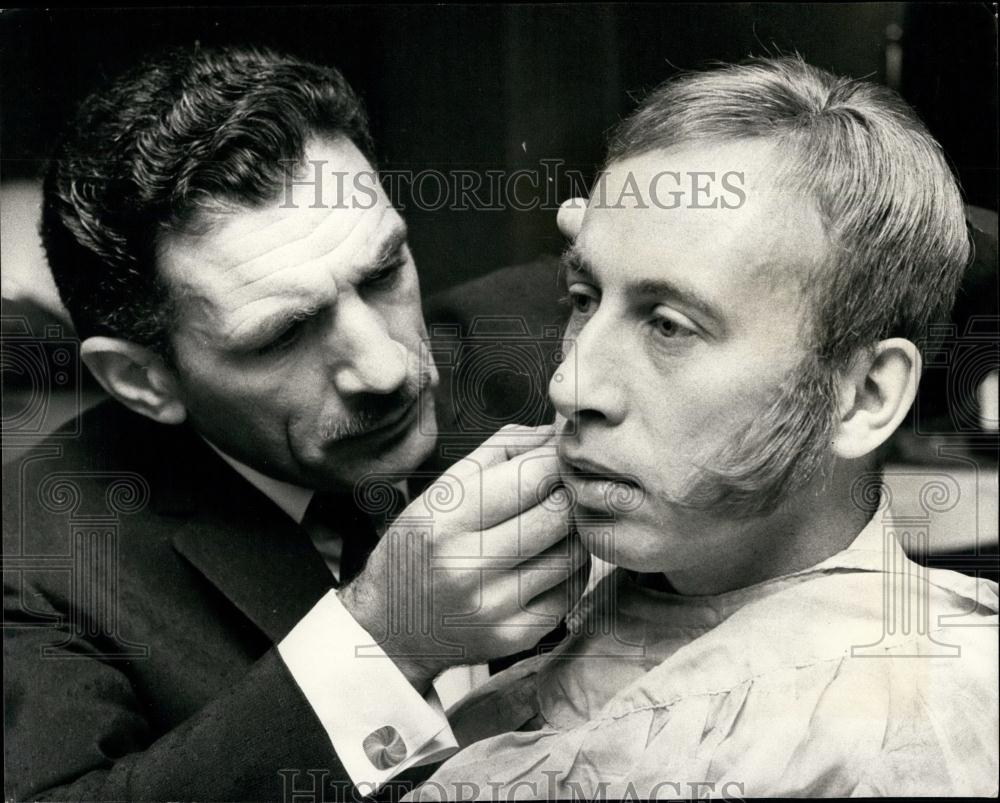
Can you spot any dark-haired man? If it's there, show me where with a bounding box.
[413,57,998,798]
[4,47,583,801]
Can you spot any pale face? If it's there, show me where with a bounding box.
[160,136,438,490]
[549,140,830,575]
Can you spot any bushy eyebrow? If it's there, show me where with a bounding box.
[225,303,321,352]
[228,222,410,352]
[560,244,729,334]
[559,246,589,283]
[362,224,409,280]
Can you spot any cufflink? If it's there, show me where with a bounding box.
[363,725,408,770]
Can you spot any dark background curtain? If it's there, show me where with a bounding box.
[2,4,995,295]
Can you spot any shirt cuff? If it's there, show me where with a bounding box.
[278,589,458,790]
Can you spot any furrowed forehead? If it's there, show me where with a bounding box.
[160,185,407,350]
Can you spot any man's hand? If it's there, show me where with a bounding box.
[339,424,589,692]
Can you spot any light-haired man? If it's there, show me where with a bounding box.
[415,57,999,799]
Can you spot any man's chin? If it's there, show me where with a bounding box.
[574,515,666,574]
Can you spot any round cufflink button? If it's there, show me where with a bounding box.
[363,725,408,769]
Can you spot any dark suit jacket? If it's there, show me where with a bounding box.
[4,400,347,801]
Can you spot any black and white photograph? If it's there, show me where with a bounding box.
[2,4,997,800]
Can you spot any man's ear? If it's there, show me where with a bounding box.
[557,198,587,240]
[81,337,187,425]
[831,338,921,460]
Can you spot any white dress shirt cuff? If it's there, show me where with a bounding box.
[278,589,458,790]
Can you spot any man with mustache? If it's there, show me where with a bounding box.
[411,57,999,798]
[3,46,585,801]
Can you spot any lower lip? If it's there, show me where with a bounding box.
[558,461,639,512]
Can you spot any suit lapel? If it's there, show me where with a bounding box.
[164,429,335,643]
[172,509,334,644]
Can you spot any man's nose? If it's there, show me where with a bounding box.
[326,298,409,396]
[548,312,627,425]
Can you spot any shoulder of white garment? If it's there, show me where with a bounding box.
[410,542,999,799]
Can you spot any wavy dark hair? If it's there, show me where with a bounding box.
[41,45,374,356]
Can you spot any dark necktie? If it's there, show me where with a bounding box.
[302,486,406,586]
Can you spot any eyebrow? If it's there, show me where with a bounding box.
[226,303,321,352]
[560,245,728,332]
[363,223,409,279]
[228,223,410,352]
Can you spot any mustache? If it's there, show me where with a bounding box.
[318,364,433,442]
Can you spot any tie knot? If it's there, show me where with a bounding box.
[304,490,371,533]
[302,484,407,585]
